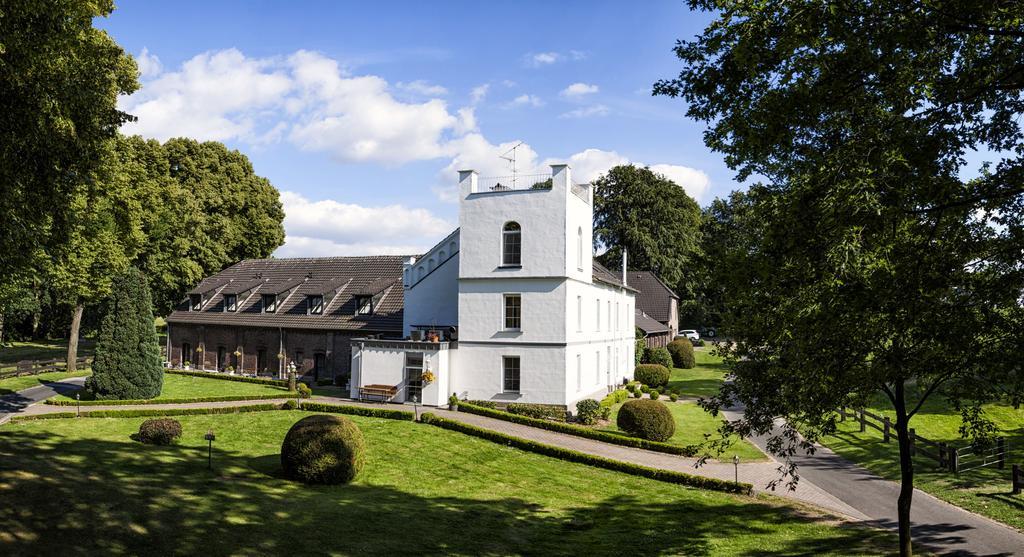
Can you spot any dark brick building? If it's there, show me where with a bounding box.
[628,271,679,348]
[166,256,407,383]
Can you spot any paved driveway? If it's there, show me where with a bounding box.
[0,377,86,423]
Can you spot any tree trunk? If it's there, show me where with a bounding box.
[894,381,914,557]
[0,311,5,346]
[67,303,84,372]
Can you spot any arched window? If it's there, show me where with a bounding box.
[502,222,521,266]
[576,227,583,270]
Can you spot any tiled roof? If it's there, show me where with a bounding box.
[627,271,677,323]
[592,261,639,293]
[168,256,411,333]
[635,308,670,334]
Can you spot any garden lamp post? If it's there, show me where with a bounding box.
[76,393,80,418]
[205,429,216,470]
[733,455,739,485]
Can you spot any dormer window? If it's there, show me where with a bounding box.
[189,294,202,311]
[308,294,324,315]
[224,294,237,312]
[262,294,277,313]
[502,221,521,266]
[355,295,373,315]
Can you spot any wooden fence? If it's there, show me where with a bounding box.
[0,357,91,381]
[839,406,1009,474]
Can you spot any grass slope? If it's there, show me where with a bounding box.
[602,400,766,461]
[667,349,729,399]
[0,412,895,556]
[0,370,91,396]
[824,392,1024,531]
[51,373,289,403]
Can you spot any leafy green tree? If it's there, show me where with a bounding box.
[86,267,163,400]
[0,0,138,286]
[593,165,702,293]
[140,138,285,314]
[656,2,1024,555]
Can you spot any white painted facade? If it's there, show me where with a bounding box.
[352,164,636,408]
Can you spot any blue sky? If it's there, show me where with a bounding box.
[97,1,735,257]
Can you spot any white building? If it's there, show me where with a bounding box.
[350,165,637,408]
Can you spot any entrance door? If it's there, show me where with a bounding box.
[256,349,267,376]
[217,346,226,371]
[404,352,424,403]
[314,353,326,381]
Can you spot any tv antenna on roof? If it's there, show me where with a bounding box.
[499,142,524,188]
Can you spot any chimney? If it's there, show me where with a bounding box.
[458,169,479,198]
[622,250,628,286]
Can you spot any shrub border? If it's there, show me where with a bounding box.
[457,401,697,456]
[299,401,415,421]
[420,412,751,495]
[45,393,291,406]
[164,369,288,387]
[11,403,286,421]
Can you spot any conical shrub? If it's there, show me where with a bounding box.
[86,267,163,399]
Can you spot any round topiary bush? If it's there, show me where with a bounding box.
[634,364,670,389]
[137,418,182,445]
[649,390,660,400]
[281,415,365,484]
[616,399,675,442]
[667,339,696,369]
[647,347,673,369]
[575,398,601,425]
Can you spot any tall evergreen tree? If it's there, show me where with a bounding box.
[86,268,162,400]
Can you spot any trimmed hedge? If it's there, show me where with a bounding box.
[11,403,285,422]
[165,369,288,388]
[281,414,365,484]
[506,403,566,421]
[46,393,290,406]
[575,399,601,425]
[634,364,670,388]
[138,418,182,445]
[644,346,673,369]
[299,401,415,421]
[667,339,695,369]
[464,400,497,409]
[419,413,751,495]
[457,402,695,456]
[617,399,675,442]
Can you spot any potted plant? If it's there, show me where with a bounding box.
[225,365,235,375]
[448,393,459,411]
[426,330,440,342]
[183,360,191,370]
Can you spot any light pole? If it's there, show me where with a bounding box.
[76,392,80,418]
[733,455,739,485]
[205,429,216,470]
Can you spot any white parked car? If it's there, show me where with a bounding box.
[680,329,700,342]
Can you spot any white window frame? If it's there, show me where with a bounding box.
[502,356,521,393]
[503,293,522,331]
[576,353,582,392]
[262,294,277,313]
[307,294,324,315]
[607,300,612,332]
[224,294,237,312]
[595,299,601,331]
[576,227,583,271]
[502,222,522,267]
[355,295,373,315]
[576,295,582,332]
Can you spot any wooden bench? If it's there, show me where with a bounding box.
[359,384,399,402]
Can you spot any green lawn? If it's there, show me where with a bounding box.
[0,411,896,555]
[824,392,1024,531]
[0,339,95,362]
[50,372,290,402]
[602,399,766,462]
[667,349,729,399]
[0,370,92,396]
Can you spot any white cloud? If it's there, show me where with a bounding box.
[397,80,448,96]
[528,52,560,66]
[504,94,544,109]
[560,82,599,98]
[135,48,162,78]
[560,104,610,119]
[274,191,454,257]
[470,83,489,104]
[119,48,471,164]
[647,164,711,201]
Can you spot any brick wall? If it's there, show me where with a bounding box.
[167,323,384,381]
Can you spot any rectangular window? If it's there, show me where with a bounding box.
[504,294,521,330]
[405,352,424,403]
[502,225,522,266]
[307,294,324,315]
[607,301,612,331]
[595,299,601,331]
[262,293,277,313]
[224,294,237,312]
[189,294,202,311]
[615,302,619,331]
[503,356,521,393]
[576,296,582,332]
[355,295,373,315]
[595,351,601,385]
[607,346,612,376]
